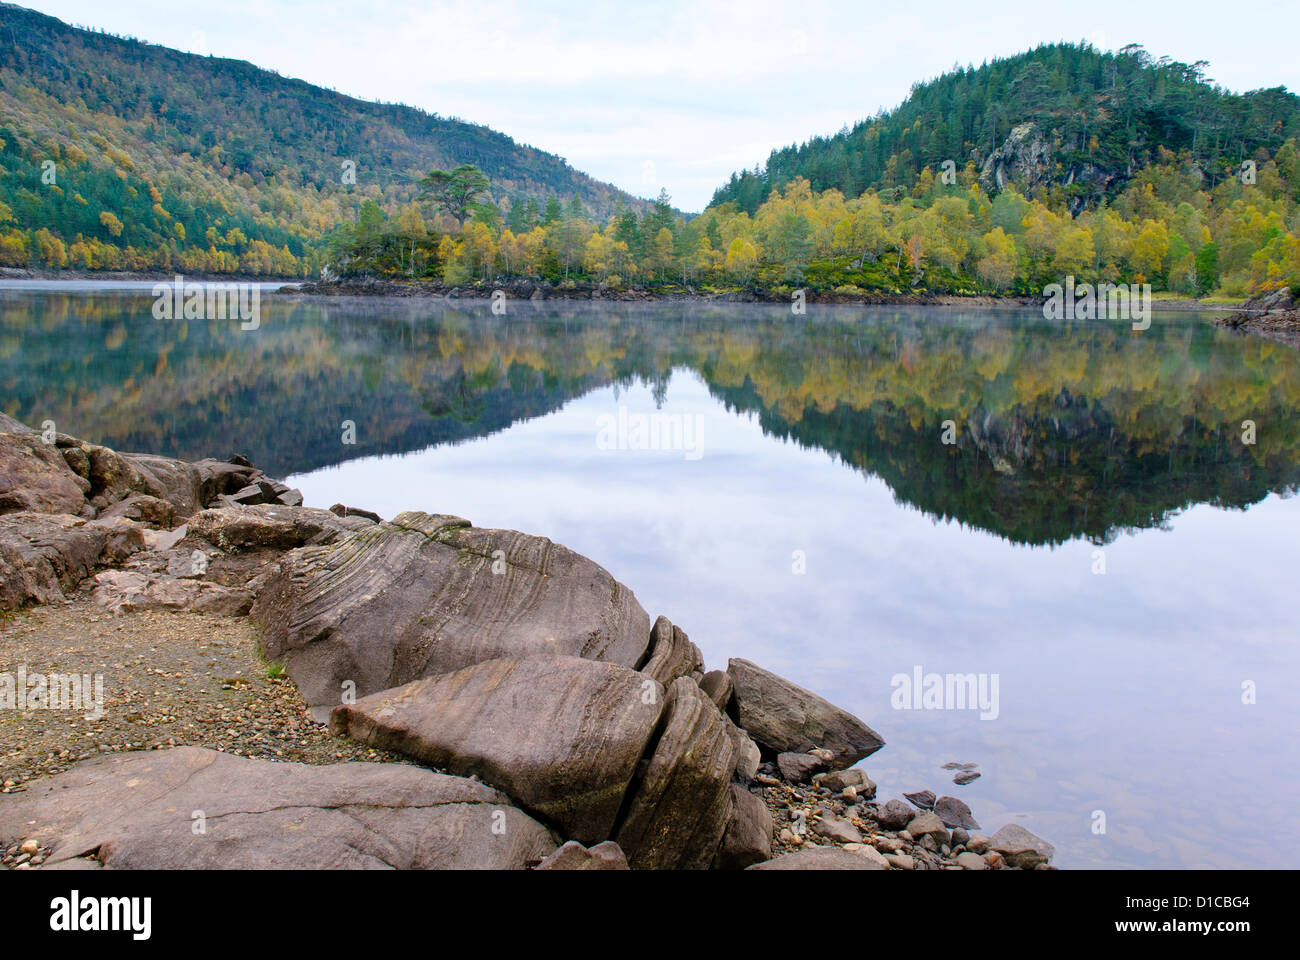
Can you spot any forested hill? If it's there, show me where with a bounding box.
[711,43,1300,214]
[0,3,647,275]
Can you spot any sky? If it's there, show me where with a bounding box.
[20,0,1300,211]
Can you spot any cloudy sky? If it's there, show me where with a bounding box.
[23,0,1300,211]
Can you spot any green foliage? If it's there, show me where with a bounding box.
[711,42,1299,215]
[0,5,648,274]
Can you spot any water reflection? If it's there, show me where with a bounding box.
[4,292,1299,546]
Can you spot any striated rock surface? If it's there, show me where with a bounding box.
[253,510,651,707]
[330,655,663,843]
[639,615,703,685]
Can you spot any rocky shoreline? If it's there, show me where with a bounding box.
[0,413,1056,870]
[1216,288,1300,348]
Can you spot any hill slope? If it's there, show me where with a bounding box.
[711,43,1300,214]
[0,2,647,275]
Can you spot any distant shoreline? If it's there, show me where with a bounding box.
[278,278,1244,313]
[0,268,1247,312]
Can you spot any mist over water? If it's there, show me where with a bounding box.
[6,287,1298,867]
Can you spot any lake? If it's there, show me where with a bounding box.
[3,284,1298,869]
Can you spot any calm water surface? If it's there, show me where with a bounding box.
[4,285,1298,869]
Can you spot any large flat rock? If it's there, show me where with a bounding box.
[727,658,884,768]
[331,656,664,842]
[0,747,556,869]
[253,511,652,707]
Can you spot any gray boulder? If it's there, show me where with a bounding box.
[0,747,556,869]
[614,678,737,869]
[776,751,825,784]
[253,511,652,708]
[904,789,936,810]
[934,795,981,830]
[813,813,863,844]
[727,658,883,768]
[711,785,772,870]
[907,811,951,846]
[991,824,1055,869]
[876,798,914,830]
[698,669,734,711]
[331,655,662,843]
[189,503,358,553]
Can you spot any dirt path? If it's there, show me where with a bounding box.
[0,599,408,795]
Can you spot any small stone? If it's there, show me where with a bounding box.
[855,844,890,868]
[951,827,970,847]
[841,786,857,801]
[906,811,951,846]
[885,853,914,870]
[876,797,914,830]
[903,789,936,810]
[956,851,986,870]
[934,795,981,830]
[953,771,981,785]
[20,840,39,856]
[819,768,864,792]
[990,823,1055,869]
[967,833,991,854]
[813,814,863,844]
[777,751,826,784]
